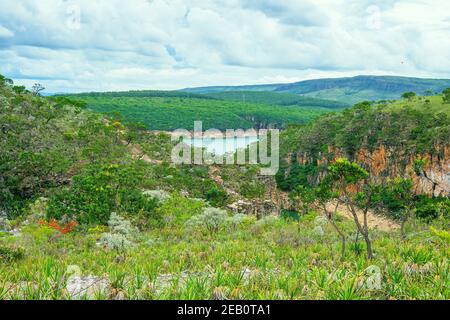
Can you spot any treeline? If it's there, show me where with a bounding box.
[64,95,331,131]
[66,90,216,100]
[206,91,349,109]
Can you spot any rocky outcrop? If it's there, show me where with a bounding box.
[227,199,277,218]
[289,144,450,197]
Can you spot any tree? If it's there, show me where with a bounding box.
[401,92,416,101]
[123,121,147,146]
[314,180,348,260]
[327,158,378,259]
[0,74,13,86]
[31,83,45,96]
[443,88,450,104]
[12,86,27,94]
[291,181,347,260]
[381,178,415,239]
[289,185,315,216]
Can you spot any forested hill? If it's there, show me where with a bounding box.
[277,94,450,197]
[204,91,349,109]
[183,76,450,104]
[66,90,216,100]
[63,91,337,131]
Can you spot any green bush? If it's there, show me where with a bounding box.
[240,182,265,199]
[0,245,25,263]
[185,207,229,236]
[205,187,228,207]
[415,196,449,222]
[156,193,205,226]
[47,163,159,225]
[100,212,136,252]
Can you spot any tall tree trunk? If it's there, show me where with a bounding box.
[362,211,374,259]
[329,218,346,260]
[343,193,374,260]
[323,202,347,260]
[362,231,374,259]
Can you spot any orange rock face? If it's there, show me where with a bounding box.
[290,144,450,197]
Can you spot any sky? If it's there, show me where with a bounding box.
[0,0,449,93]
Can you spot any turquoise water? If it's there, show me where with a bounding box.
[183,136,259,155]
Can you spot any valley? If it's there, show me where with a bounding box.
[0,73,449,300]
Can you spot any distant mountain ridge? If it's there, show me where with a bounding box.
[182,75,450,104]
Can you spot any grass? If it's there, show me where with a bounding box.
[1,212,448,300]
[384,95,450,115]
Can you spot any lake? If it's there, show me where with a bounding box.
[183,136,259,155]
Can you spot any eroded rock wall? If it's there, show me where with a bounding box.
[289,144,450,197]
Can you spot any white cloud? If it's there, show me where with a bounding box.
[0,25,14,38]
[0,0,449,92]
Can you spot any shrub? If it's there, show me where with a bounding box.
[100,212,136,252]
[0,245,25,263]
[401,92,416,101]
[415,196,448,221]
[47,164,159,225]
[143,190,170,203]
[38,219,78,235]
[281,210,300,221]
[443,88,450,103]
[226,213,255,230]
[157,193,205,226]
[252,215,282,234]
[0,211,11,232]
[27,197,48,222]
[430,226,450,244]
[205,187,228,207]
[185,207,228,236]
[240,182,265,199]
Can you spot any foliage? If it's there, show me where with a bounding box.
[278,95,450,194]
[239,182,266,199]
[226,213,255,230]
[206,91,348,109]
[100,212,136,252]
[328,158,369,185]
[0,245,25,263]
[67,95,330,130]
[414,196,450,222]
[401,92,416,100]
[156,193,205,226]
[185,207,229,236]
[143,190,170,203]
[38,219,78,235]
[0,211,11,232]
[327,159,374,259]
[289,185,315,215]
[429,226,450,244]
[0,76,126,217]
[380,178,415,221]
[47,164,160,225]
[205,187,229,207]
[443,88,450,104]
[0,204,449,300]
[276,163,318,191]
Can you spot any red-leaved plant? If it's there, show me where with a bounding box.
[39,219,78,234]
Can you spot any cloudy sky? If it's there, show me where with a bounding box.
[0,0,449,93]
